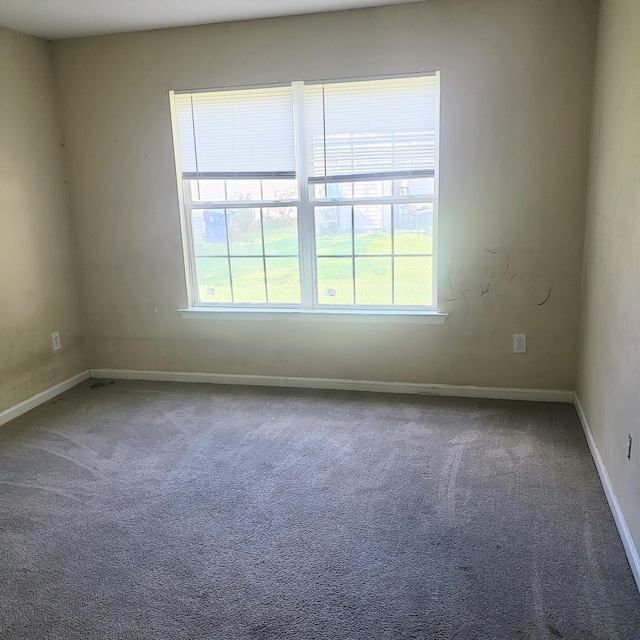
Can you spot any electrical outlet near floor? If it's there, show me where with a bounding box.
[513,333,526,353]
[51,331,61,352]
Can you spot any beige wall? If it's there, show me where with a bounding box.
[52,0,597,389]
[0,27,86,413]
[577,0,640,564]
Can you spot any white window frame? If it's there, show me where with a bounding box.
[170,74,442,318]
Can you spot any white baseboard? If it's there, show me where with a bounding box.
[89,368,574,403]
[574,394,640,592]
[0,370,90,428]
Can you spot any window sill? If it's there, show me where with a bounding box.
[177,307,448,324]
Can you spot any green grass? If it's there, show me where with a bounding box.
[194,223,433,306]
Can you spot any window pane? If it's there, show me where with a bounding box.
[353,181,390,199]
[313,182,352,199]
[312,178,434,201]
[263,207,299,256]
[230,258,266,303]
[262,179,298,201]
[397,177,434,197]
[393,203,434,255]
[195,258,232,303]
[189,180,227,202]
[228,208,262,256]
[189,178,298,203]
[354,205,392,254]
[313,180,391,200]
[355,257,392,305]
[225,179,262,201]
[316,257,354,305]
[191,209,229,257]
[315,206,353,255]
[266,257,301,303]
[394,256,433,306]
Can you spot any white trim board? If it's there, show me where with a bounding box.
[0,370,90,428]
[574,394,640,593]
[89,368,574,403]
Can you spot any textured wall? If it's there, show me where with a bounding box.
[0,27,86,413]
[577,0,640,569]
[53,0,597,389]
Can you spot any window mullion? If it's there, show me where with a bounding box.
[292,81,316,309]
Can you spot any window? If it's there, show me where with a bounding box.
[171,74,439,312]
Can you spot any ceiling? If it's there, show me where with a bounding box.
[0,0,425,40]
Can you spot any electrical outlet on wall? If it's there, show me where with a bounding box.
[513,333,526,354]
[51,332,61,352]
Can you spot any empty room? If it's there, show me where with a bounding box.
[1,0,639,637]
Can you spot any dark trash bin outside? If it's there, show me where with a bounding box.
[203,210,227,242]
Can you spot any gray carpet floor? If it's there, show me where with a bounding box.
[0,380,638,640]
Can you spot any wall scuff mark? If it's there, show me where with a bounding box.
[537,285,553,306]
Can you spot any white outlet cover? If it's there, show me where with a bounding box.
[52,332,61,351]
[513,333,526,353]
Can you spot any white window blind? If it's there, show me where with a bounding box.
[304,75,438,185]
[173,86,296,179]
